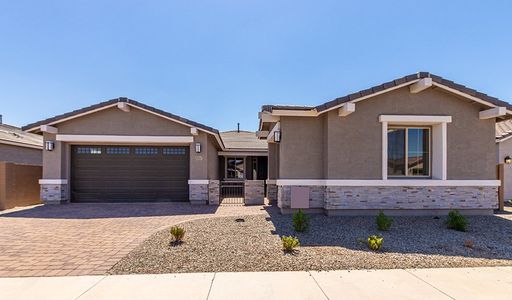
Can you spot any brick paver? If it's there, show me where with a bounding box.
[0,203,266,277]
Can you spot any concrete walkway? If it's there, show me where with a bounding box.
[1,267,511,300]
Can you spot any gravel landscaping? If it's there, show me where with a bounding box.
[110,208,512,274]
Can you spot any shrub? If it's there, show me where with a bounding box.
[292,209,310,232]
[464,239,474,249]
[445,210,468,232]
[376,211,393,231]
[282,236,300,252]
[367,235,383,251]
[170,226,186,242]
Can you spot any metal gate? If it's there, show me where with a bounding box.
[220,181,244,205]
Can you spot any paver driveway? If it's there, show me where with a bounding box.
[0,203,266,277]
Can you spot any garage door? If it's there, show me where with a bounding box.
[71,145,189,202]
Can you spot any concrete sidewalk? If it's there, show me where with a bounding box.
[1,267,511,300]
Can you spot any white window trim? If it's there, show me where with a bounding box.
[274,179,500,187]
[380,115,451,180]
[56,135,194,144]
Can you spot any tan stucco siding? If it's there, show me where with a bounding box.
[279,117,324,179]
[498,139,512,199]
[279,86,496,180]
[0,144,42,166]
[41,106,217,182]
[207,136,219,180]
[268,143,279,179]
[56,106,191,136]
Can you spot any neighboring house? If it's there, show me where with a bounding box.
[496,120,512,201]
[258,72,509,215]
[22,98,267,205]
[0,118,42,165]
[0,118,43,210]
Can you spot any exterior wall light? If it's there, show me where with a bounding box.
[195,142,201,153]
[274,131,281,143]
[505,156,512,164]
[45,141,55,151]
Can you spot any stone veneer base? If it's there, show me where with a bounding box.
[277,185,498,215]
[189,183,208,204]
[40,184,69,204]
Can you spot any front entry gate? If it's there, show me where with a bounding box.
[220,181,244,205]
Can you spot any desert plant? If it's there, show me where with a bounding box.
[445,210,468,232]
[170,226,186,243]
[376,211,393,231]
[367,235,383,251]
[282,236,300,252]
[464,239,474,249]
[292,209,310,232]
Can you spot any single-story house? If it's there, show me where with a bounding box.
[258,72,510,215]
[496,120,512,202]
[0,117,42,165]
[0,117,43,210]
[22,98,267,205]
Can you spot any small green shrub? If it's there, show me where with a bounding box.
[170,226,186,242]
[367,235,383,251]
[292,209,310,232]
[282,236,300,252]
[376,211,393,231]
[445,210,468,232]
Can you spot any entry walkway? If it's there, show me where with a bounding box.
[1,267,511,300]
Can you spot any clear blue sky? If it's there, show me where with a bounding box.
[1,1,511,131]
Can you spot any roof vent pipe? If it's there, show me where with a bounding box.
[0,114,2,124]
[237,122,240,133]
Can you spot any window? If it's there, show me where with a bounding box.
[387,127,430,177]
[226,157,245,179]
[106,147,130,155]
[76,147,102,154]
[163,147,186,155]
[134,147,158,155]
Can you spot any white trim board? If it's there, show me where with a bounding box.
[379,115,452,124]
[188,180,209,184]
[274,179,500,187]
[56,135,194,144]
[39,179,68,184]
[218,151,268,156]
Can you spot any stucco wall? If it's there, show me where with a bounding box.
[267,143,279,179]
[41,106,216,182]
[0,162,42,210]
[207,136,219,180]
[0,144,42,166]
[278,86,496,180]
[279,116,324,179]
[498,139,512,200]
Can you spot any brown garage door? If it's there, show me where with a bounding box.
[71,145,189,202]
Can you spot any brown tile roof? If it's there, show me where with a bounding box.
[220,130,267,150]
[0,123,42,149]
[22,97,219,134]
[262,72,512,113]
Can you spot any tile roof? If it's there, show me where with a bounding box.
[0,123,42,149]
[496,120,512,142]
[220,130,267,150]
[262,72,512,114]
[22,97,219,134]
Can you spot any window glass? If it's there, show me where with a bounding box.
[106,147,130,155]
[134,147,158,155]
[387,128,406,176]
[163,147,186,155]
[226,157,245,179]
[388,127,430,177]
[76,147,102,154]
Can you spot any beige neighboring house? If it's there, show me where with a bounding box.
[22,98,268,205]
[0,118,43,210]
[0,118,42,165]
[496,120,512,201]
[259,72,510,215]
